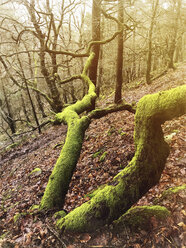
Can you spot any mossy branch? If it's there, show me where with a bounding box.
[40,53,97,210]
[55,52,96,124]
[88,102,136,119]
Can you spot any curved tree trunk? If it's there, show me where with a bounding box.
[40,53,97,210]
[57,85,186,233]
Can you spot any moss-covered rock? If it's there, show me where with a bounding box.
[113,205,170,231]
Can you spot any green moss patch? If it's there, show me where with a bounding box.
[6,142,19,150]
[13,212,27,223]
[92,149,103,158]
[99,151,108,162]
[154,184,186,204]
[54,210,67,219]
[113,205,170,231]
[29,168,42,177]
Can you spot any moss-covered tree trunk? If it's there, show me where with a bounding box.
[40,53,97,210]
[57,85,186,233]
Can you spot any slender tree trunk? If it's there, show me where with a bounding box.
[132,27,136,81]
[97,47,103,98]
[89,0,101,108]
[35,92,47,118]
[24,80,41,134]
[20,92,31,123]
[39,49,63,112]
[2,82,16,134]
[114,0,124,103]
[146,0,159,84]
[97,13,104,98]
[168,0,181,69]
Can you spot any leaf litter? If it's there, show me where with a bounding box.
[0,63,186,247]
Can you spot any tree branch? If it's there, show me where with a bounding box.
[88,102,136,120]
[58,74,82,85]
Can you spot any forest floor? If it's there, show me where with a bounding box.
[0,63,186,248]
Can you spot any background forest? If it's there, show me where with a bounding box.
[0,0,186,247]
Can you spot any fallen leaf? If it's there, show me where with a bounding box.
[178,222,186,231]
[80,233,91,243]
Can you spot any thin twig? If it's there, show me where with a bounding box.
[46,222,67,248]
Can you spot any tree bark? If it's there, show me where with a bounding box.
[146,0,159,84]
[168,0,181,69]
[114,0,124,103]
[57,85,186,233]
[88,0,101,109]
[1,82,16,134]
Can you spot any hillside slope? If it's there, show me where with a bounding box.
[0,63,185,247]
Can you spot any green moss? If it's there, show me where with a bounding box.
[29,168,42,176]
[57,86,186,233]
[29,205,40,211]
[53,142,64,149]
[13,212,27,223]
[164,184,186,194]
[154,184,186,204]
[0,231,10,240]
[54,210,67,219]
[56,201,91,232]
[99,151,107,162]
[107,126,116,136]
[114,205,170,231]
[6,142,19,150]
[40,53,98,210]
[92,149,103,158]
[118,128,127,136]
[86,184,106,198]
